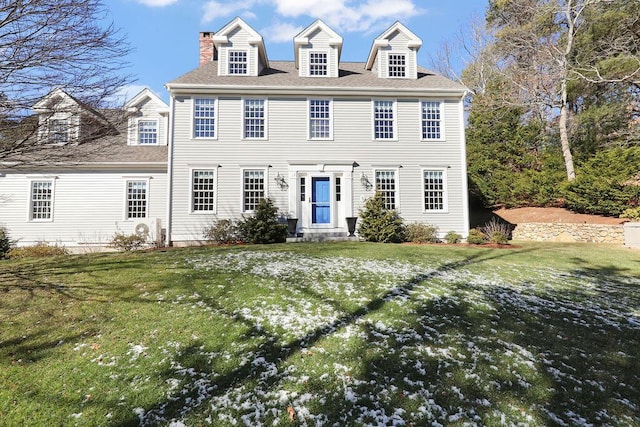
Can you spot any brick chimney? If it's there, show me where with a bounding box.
[199,32,216,66]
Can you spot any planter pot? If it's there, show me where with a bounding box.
[346,216,358,237]
[287,218,299,237]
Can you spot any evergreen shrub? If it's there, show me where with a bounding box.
[563,147,640,217]
[238,198,287,244]
[0,227,13,259]
[466,229,486,245]
[357,192,405,243]
[444,231,462,244]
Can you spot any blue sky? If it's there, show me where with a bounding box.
[108,0,488,102]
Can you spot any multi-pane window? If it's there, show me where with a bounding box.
[49,119,69,144]
[423,170,445,211]
[138,120,158,145]
[309,52,328,76]
[192,170,216,212]
[126,180,147,219]
[194,98,216,138]
[30,180,53,221]
[309,99,331,139]
[388,53,406,77]
[373,100,395,140]
[422,101,442,140]
[335,177,341,202]
[244,99,265,139]
[243,169,265,212]
[228,50,248,75]
[375,170,397,210]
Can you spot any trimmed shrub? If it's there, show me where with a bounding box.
[357,192,405,243]
[109,233,147,252]
[237,198,287,244]
[405,223,439,243]
[620,207,640,221]
[466,228,486,245]
[444,230,462,244]
[0,226,13,259]
[481,218,510,244]
[203,219,240,244]
[7,242,69,258]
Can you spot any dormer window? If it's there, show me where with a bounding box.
[228,50,248,75]
[309,52,328,76]
[138,120,158,145]
[388,53,406,78]
[49,119,70,144]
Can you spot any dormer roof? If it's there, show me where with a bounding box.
[211,17,269,69]
[32,87,107,123]
[365,21,422,71]
[294,19,343,69]
[124,88,169,114]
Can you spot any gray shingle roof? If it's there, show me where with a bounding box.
[167,61,466,93]
[2,116,167,167]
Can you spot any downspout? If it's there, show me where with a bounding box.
[165,93,175,247]
[459,92,470,238]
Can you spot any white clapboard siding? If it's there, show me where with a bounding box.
[0,169,167,247]
[169,93,467,240]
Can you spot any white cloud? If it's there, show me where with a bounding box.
[272,0,420,33]
[202,0,260,23]
[134,0,179,6]
[200,0,422,34]
[261,22,304,43]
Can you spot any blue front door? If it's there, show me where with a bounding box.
[312,177,331,224]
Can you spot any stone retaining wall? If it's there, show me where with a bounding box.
[512,222,624,244]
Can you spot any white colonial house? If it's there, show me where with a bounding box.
[0,17,468,250]
[0,88,169,250]
[165,18,468,245]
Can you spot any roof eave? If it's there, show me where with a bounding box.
[165,83,467,97]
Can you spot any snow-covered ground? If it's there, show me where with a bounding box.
[75,250,640,426]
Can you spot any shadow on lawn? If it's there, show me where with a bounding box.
[3,246,639,425]
[114,247,552,426]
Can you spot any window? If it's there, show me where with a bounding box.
[373,100,395,140]
[194,98,216,138]
[335,177,341,202]
[126,180,147,219]
[244,99,265,139]
[138,120,158,145]
[49,119,69,144]
[309,99,331,139]
[228,50,248,75]
[243,169,265,212]
[388,53,406,77]
[309,52,328,76]
[423,170,445,211]
[30,180,53,221]
[375,170,396,210]
[192,170,216,212]
[300,177,306,202]
[422,101,442,140]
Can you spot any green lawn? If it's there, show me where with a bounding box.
[1,242,639,426]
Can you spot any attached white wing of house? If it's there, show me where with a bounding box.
[0,88,169,250]
[164,18,469,245]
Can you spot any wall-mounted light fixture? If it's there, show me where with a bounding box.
[274,172,288,190]
[360,173,372,191]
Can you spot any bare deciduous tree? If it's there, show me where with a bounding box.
[487,0,640,181]
[0,0,132,164]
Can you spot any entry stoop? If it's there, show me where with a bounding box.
[286,232,359,243]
